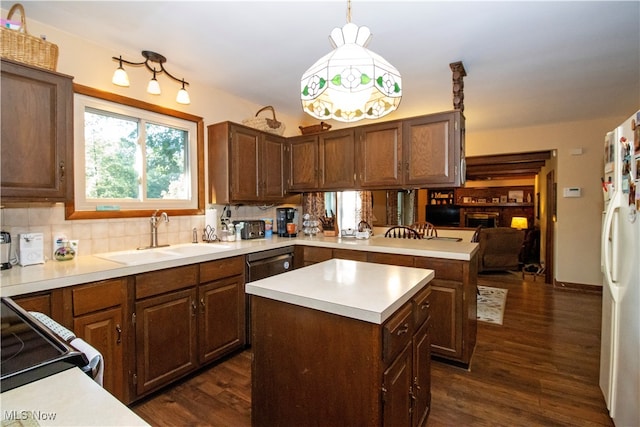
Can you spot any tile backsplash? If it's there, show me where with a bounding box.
[0,203,291,261]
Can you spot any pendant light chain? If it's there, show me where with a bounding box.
[347,0,351,23]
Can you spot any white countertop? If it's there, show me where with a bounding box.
[0,367,149,426]
[246,259,434,324]
[1,235,475,298]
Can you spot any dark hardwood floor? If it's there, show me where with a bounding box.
[131,272,612,427]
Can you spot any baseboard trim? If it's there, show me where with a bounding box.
[553,280,602,294]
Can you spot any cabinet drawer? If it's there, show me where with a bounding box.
[368,252,414,267]
[73,278,125,316]
[382,302,413,364]
[412,285,431,329]
[414,257,463,281]
[333,249,368,262]
[200,256,244,283]
[136,265,198,299]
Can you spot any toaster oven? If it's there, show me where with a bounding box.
[234,220,265,239]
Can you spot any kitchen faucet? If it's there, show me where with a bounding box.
[140,209,169,249]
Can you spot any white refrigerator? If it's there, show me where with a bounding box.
[600,110,640,427]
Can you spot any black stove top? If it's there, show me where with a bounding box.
[1,298,88,391]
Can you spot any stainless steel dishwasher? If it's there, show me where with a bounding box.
[245,246,294,344]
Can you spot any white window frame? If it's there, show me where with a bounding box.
[71,91,202,217]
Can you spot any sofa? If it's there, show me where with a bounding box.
[477,227,525,272]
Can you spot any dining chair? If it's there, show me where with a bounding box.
[411,221,438,238]
[384,226,422,239]
[471,225,482,243]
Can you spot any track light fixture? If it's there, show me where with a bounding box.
[111,50,191,105]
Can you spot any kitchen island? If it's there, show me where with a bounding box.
[247,259,435,427]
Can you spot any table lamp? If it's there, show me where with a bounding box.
[510,216,528,230]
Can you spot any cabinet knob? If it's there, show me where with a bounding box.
[59,161,65,181]
[116,324,122,344]
[191,300,197,316]
[200,297,205,313]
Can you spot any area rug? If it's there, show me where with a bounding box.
[477,286,508,325]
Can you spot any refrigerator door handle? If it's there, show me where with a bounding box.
[602,197,621,303]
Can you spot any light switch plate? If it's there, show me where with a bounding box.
[563,187,582,198]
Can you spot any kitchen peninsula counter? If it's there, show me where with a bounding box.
[248,259,435,426]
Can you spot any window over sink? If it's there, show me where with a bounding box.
[68,86,204,219]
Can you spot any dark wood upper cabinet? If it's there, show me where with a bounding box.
[403,111,464,187]
[318,129,356,190]
[287,134,318,191]
[356,120,403,188]
[208,122,288,204]
[1,59,73,201]
[287,110,465,193]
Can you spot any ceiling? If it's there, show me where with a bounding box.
[21,1,639,135]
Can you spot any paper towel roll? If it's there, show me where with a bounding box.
[205,208,217,231]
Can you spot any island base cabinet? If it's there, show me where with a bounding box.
[134,288,198,396]
[412,319,432,427]
[383,343,413,427]
[251,286,431,427]
[252,296,382,427]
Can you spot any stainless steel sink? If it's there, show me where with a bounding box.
[94,244,232,265]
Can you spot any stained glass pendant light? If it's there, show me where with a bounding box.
[301,0,402,122]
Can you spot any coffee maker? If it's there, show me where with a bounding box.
[1,231,12,270]
[276,208,298,237]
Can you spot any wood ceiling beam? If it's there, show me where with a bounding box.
[466,151,551,166]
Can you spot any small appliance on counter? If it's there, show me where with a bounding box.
[1,231,11,270]
[17,233,44,266]
[233,220,266,239]
[276,208,298,237]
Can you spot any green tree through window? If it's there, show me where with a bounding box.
[83,109,189,202]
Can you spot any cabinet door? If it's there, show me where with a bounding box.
[382,343,412,427]
[429,280,463,359]
[318,129,355,189]
[198,275,245,364]
[135,288,198,396]
[288,135,318,191]
[261,134,286,200]
[412,320,431,427]
[1,60,73,201]
[229,125,261,201]
[74,307,125,401]
[403,112,461,187]
[356,121,403,188]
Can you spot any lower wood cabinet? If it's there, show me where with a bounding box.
[252,282,431,427]
[134,287,198,396]
[69,278,129,403]
[13,289,65,320]
[198,256,246,364]
[133,257,245,399]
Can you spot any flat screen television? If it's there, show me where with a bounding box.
[425,205,461,227]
